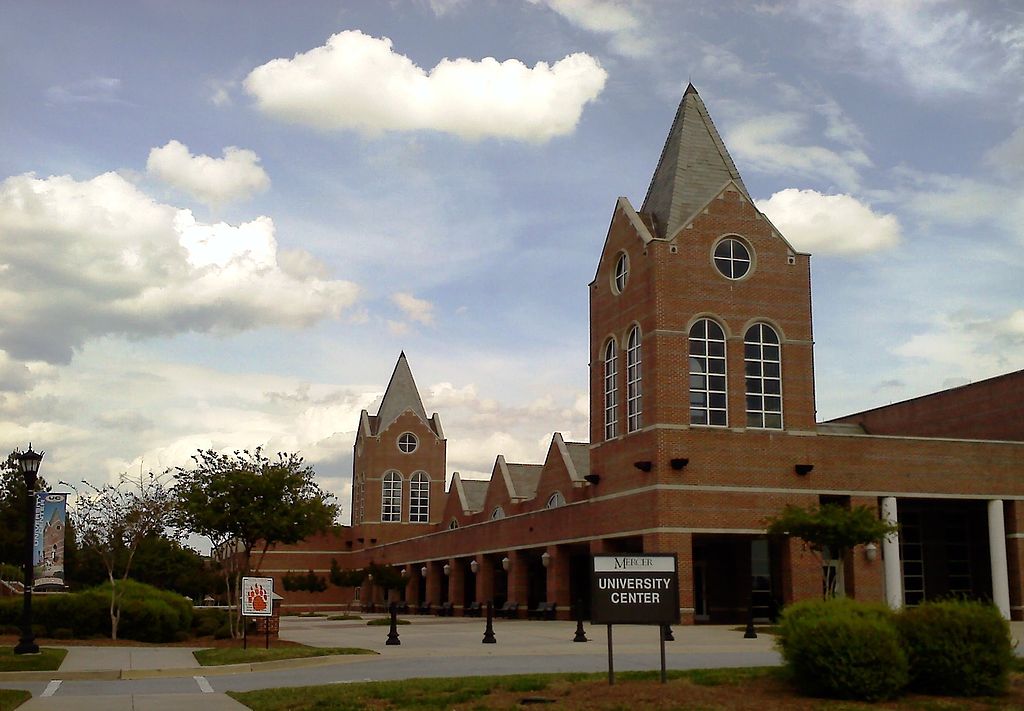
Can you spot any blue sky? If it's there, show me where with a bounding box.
[1,1,1022,521]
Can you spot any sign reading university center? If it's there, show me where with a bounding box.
[591,554,680,625]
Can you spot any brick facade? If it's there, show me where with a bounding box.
[258,84,1024,623]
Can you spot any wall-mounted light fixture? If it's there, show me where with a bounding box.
[420,566,428,578]
[470,560,479,575]
[670,458,689,470]
[501,556,510,571]
[443,563,451,576]
[584,473,601,485]
[541,551,551,568]
[400,568,408,578]
[794,464,814,476]
[864,542,878,562]
[633,461,652,472]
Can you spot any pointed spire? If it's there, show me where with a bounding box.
[641,83,750,239]
[375,352,428,434]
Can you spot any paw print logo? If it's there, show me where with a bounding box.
[248,583,269,612]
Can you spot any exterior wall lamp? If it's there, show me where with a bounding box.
[541,552,551,568]
[470,560,479,574]
[583,473,600,485]
[670,458,689,470]
[794,464,814,476]
[633,461,653,472]
[443,563,451,576]
[400,568,408,578]
[420,566,428,578]
[501,556,510,571]
[864,542,879,562]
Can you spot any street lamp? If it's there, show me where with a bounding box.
[14,445,42,655]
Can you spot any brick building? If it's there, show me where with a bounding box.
[263,84,1024,623]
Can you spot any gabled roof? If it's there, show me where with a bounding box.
[374,352,431,435]
[451,472,489,514]
[641,83,750,240]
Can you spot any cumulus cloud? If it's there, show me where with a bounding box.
[392,292,434,325]
[243,30,607,141]
[756,189,901,255]
[0,171,359,363]
[727,113,870,191]
[985,126,1024,176]
[146,140,270,207]
[894,308,1024,376]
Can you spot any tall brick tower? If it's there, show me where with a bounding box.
[588,84,816,616]
[351,353,446,545]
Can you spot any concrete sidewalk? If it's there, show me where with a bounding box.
[58,646,204,672]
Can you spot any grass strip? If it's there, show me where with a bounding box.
[366,618,410,626]
[194,646,376,666]
[228,668,777,711]
[0,647,67,672]
[0,689,31,711]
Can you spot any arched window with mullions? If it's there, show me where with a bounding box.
[603,338,619,440]
[409,471,430,523]
[381,471,402,522]
[689,318,728,426]
[626,326,642,433]
[745,323,783,429]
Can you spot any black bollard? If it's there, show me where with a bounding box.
[573,599,588,642]
[482,600,497,644]
[662,624,674,642]
[743,602,757,639]
[386,601,401,645]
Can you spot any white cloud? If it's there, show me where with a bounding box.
[528,0,655,58]
[0,171,358,363]
[792,1,1024,98]
[985,126,1024,176]
[243,30,607,142]
[727,113,870,191]
[45,76,125,105]
[146,140,270,207]
[392,292,434,325]
[756,189,901,255]
[894,308,1024,377]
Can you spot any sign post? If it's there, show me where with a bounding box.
[591,554,680,684]
[241,576,274,650]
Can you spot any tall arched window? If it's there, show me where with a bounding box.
[546,491,565,509]
[381,471,402,522]
[745,323,783,429]
[410,472,430,523]
[626,326,642,432]
[603,338,618,440]
[689,318,728,426]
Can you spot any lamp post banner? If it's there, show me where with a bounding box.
[32,493,67,589]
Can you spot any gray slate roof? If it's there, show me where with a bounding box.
[459,478,489,513]
[565,441,590,479]
[506,463,543,500]
[641,83,750,240]
[374,351,431,435]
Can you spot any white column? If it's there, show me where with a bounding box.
[881,496,902,609]
[988,499,1011,620]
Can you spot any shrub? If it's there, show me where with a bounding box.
[777,598,907,701]
[192,607,229,637]
[897,600,1014,696]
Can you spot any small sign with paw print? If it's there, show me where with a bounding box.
[241,576,274,617]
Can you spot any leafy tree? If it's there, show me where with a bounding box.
[66,470,176,639]
[765,503,897,598]
[173,448,337,636]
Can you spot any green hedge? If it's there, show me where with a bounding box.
[0,579,193,642]
[897,600,1014,696]
[777,598,1015,701]
[777,598,907,701]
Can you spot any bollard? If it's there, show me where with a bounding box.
[662,624,674,642]
[482,600,496,644]
[743,603,757,639]
[573,599,588,642]
[386,602,401,645]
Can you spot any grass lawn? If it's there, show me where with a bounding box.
[326,614,363,621]
[229,667,1024,710]
[193,645,376,666]
[0,647,67,672]
[366,617,410,626]
[0,689,30,711]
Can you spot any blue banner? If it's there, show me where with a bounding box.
[32,493,67,589]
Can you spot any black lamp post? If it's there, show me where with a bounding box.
[14,445,43,655]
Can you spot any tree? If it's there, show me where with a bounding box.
[765,503,898,598]
[66,470,176,639]
[173,448,337,636]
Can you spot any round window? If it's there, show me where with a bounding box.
[612,252,629,294]
[398,432,418,453]
[713,238,752,280]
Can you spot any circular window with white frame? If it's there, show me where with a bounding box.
[397,432,418,453]
[611,251,629,294]
[712,237,752,280]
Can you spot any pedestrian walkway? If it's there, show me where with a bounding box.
[59,646,203,672]
[18,692,248,710]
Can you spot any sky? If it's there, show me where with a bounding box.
[1,0,1022,526]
